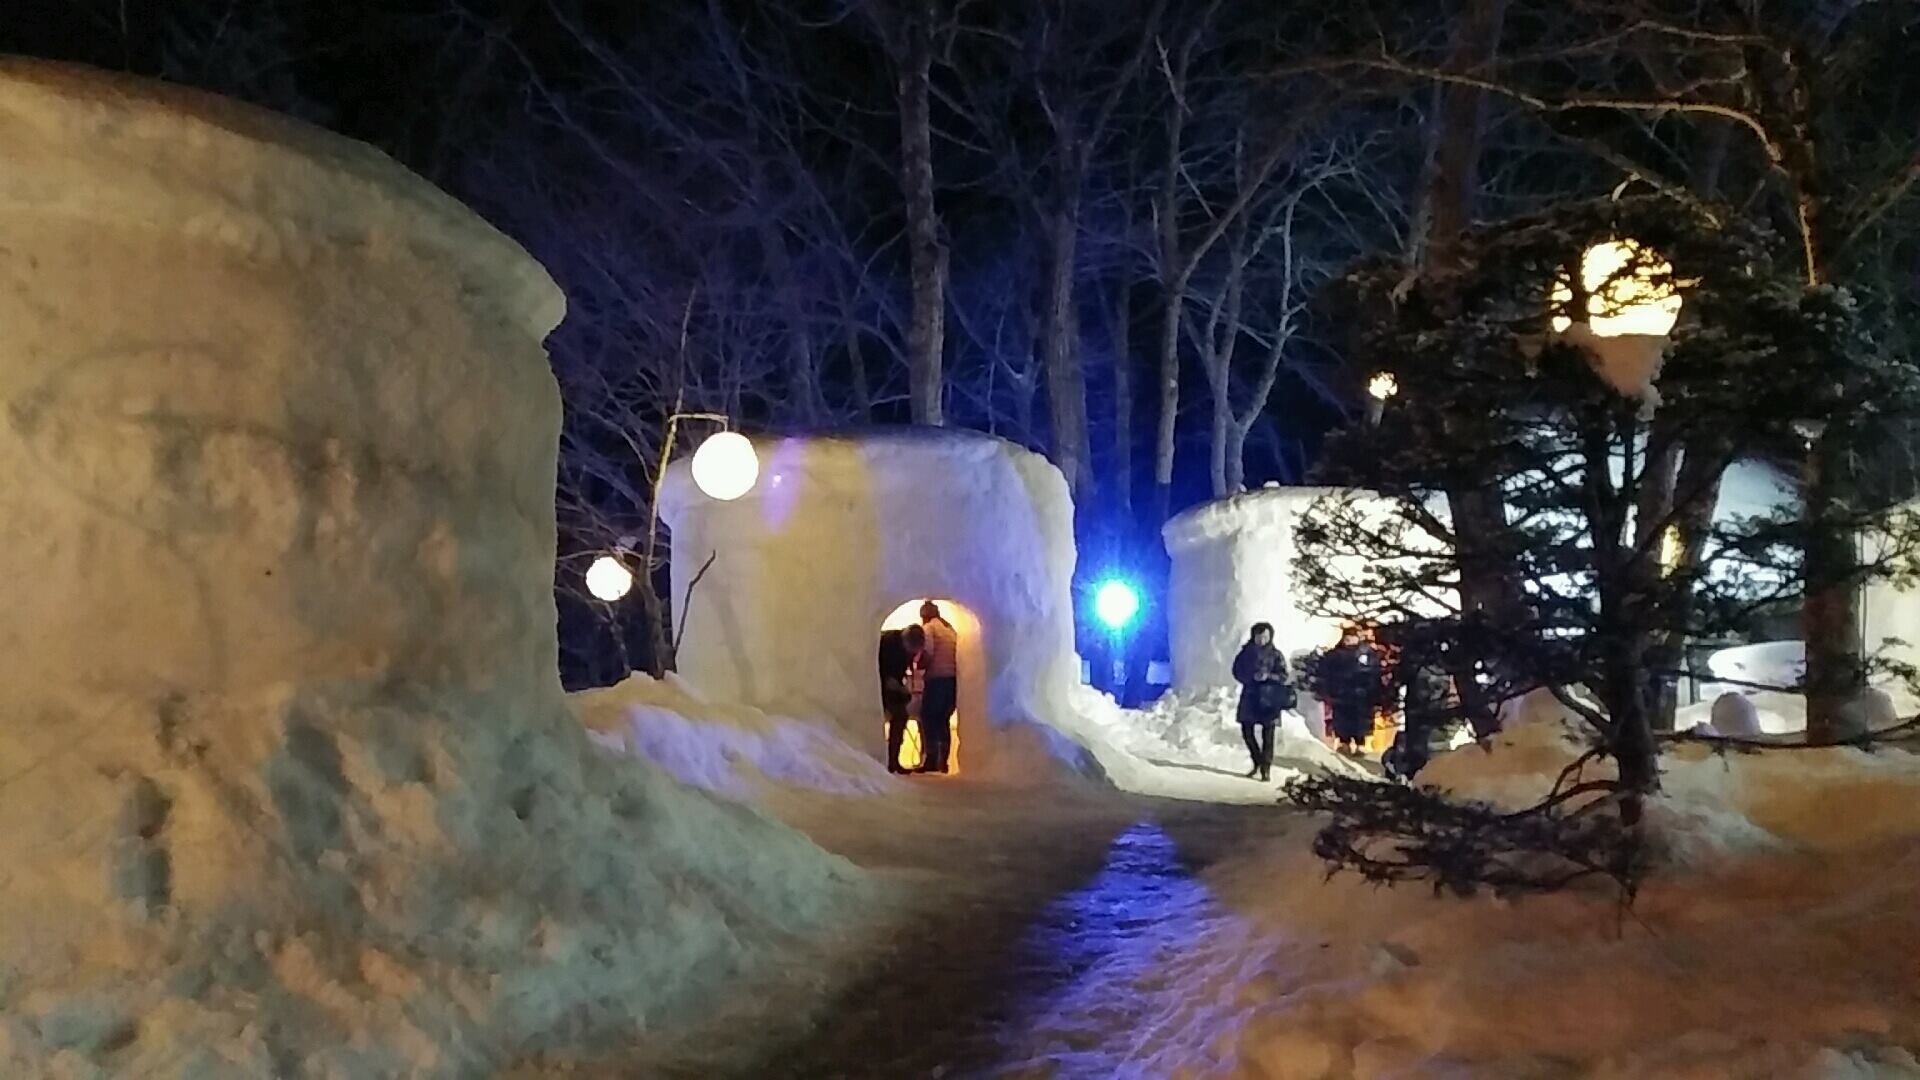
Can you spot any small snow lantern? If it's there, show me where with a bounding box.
[690,431,760,501]
[585,555,635,602]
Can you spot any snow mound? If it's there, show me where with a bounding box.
[1417,688,1920,864]
[1183,731,1920,1075]
[574,673,896,800]
[1562,322,1668,414]
[0,62,860,1078]
[1676,689,1808,735]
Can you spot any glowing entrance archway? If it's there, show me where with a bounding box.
[880,598,984,774]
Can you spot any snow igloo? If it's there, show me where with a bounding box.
[0,61,852,1075]
[1162,486,1370,693]
[1165,463,1799,695]
[661,429,1095,780]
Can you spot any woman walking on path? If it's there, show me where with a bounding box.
[1232,622,1293,782]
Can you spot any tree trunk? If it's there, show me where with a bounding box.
[637,573,670,678]
[899,0,945,425]
[1633,431,1682,729]
[1650,436,1731,728]
[1043,173,1092,495]
[1108,282,1133,518]
[1224,419,1249,494]
[1419,0,1510,736]
[847,329,873,419]
[1749,45,1861,738]
[1207,376,1231,498]
[1153,277,1185,520]
[1414,0,1507,273]
[760,220,822,422]
[1803,424,1864,743]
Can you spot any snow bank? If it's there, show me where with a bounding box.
[0,62,859,1077]
[661,428,1103,782]
[1203,826,1920,1076]
[1111,709,1920,1076]
[1409,687,1920,865]
[574,673,896,799]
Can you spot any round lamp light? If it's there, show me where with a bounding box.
[585,555,635,602]
[1367,371,1399,400]
[1093,579,1141,632]
[690,431,759,501]
[1549,238,1683,338]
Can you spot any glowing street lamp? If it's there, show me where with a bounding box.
[585,554,635,602]
[1091,577,1143,701]
[1366,370,1398,425]
[641,413,758,604]
[1093,579,1141,632]
[1549,238,1683,338]
[689,430,759,501]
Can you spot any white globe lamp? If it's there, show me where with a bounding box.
[1549,238,1683,338]
[585,555,634,602]
[690,431,759,501]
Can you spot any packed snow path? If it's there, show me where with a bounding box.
[731,782,1298,1079]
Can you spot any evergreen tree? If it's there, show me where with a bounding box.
[1289,194,1920,894]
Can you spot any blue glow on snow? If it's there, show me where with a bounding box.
[990,822,1269,1077]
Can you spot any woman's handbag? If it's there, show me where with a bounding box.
[1259,680,1298,713]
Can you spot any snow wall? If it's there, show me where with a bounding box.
[1163,486,1390,693]
[1864,498,1920,677]
[1166,464,1799,694]
[661,428,1100,782]
[0,61,855,1076]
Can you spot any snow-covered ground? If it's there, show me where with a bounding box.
[1065,684,1370,803]
[582,677,1920,1077]
[578,673,1366,810]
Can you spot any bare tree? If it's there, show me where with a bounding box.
[1183,139,1385,495]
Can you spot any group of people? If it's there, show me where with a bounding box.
[877,601,959,774]
[1231,622,1461,782]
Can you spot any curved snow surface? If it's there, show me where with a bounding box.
[0,61,864,1079]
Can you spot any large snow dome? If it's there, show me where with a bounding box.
[1166,463,1798,694]
[661,428,1095,779]
[0,61,854,1074]
[1163,486,1371,692]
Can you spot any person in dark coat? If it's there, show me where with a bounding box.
[1232,622,1293,782]
[878,624,925,774]
[1383,638,1459,782]
[1321,627,1383,756]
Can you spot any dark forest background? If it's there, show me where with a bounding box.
[7,0,1918,689]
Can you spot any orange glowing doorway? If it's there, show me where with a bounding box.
[879,598,984,775]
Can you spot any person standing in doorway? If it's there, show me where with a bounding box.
[918,601,959,774]
[878,624,926,774]
[1232,622,1293,782]
[1322,626,1383,756]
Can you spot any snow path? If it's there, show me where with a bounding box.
[724,782,1299,1079]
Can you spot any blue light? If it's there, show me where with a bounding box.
[1093,579,1141,631]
